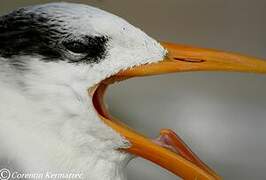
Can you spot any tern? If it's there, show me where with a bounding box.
[0,2,266,180]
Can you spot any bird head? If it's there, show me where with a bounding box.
[1,2,266,180]
[0,2,165,87]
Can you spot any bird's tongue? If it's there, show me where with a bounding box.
[154,129,181,154]
[154,129,196,161]
[153,129,212,174]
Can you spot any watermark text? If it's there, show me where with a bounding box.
[0,168,83,180]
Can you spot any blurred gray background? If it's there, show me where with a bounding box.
[1,0,266,179]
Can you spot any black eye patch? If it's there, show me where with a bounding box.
[85,36,109,62]
[0,5,110,65]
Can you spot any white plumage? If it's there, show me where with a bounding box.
[0,2,165,180]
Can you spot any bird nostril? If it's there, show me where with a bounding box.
[173,57,205,63]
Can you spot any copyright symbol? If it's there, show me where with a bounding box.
[0,168,11,180]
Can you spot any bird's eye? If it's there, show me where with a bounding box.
[61,36,108,63]
[63,41,88,54]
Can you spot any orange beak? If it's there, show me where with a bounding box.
[92,42,266,180]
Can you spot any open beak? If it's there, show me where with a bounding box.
[92,42,266,180]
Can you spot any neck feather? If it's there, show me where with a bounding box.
[0,57,131,180]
